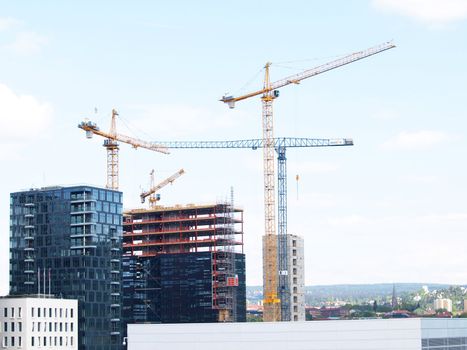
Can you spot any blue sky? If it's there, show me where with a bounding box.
[1,0,467,294]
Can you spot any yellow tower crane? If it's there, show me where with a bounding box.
[78,109,169,190]
[220,41,395,321]
[140,168,185,208]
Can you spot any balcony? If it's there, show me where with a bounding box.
[70,222,94,226]
[24,213,34,218]
[110,331,120,336]
[25,225,34,229]
[70,233,97,239]
[23,247,34,252]
[24,257,34,263]
[25,203,35,207]
[110,304,120,308]
[110,258,120,263]
[70,245,97,250]
[24,236,34,240]
[24,270,34,274]
[24,281,34,285]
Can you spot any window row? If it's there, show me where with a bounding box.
[1,321,22,332]
[3,307,22,318]
[31,307,74,318]
[31,335,74,347]
[2,336,21,348]
[32,321,74,333]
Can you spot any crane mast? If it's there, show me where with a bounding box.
[220,41,395,322]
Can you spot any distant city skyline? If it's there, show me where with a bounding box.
[1,0,467,293]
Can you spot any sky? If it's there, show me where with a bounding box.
[1,0,467,295]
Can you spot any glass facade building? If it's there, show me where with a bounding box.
[9,185,123,350]
[122,252,246,324]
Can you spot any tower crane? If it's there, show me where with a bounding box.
[141,168,185,208]
[78,109,169,190]
[152,137,353,320]
[220,41,395,321]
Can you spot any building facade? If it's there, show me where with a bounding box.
[0,296,77,350]
[122,203,246,328]
[9,186,123,350]
[434,299,453,312]
[127,318,467,350]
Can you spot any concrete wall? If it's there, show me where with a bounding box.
[128,319,423,350]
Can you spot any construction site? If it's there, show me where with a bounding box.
[75,41,396,327]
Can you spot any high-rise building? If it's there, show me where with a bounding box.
[9,186,123,350]
[122,203,246,327]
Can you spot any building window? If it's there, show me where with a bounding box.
[11,307,14,318]
[293,268,297,275]
[18,307,22,318]
[31,307,34,317]
[2,336,7,347]
[60,336,63,346]
[292,240,296,247]
[293,259,297,266]
[294,296,298,303]
[71,336,73,346]
[11,336,14,347]
[59,322,62,332]
[38,308,41,318]
[4,322,7,332]
[293,277,297,284]
[31,336,34,346]
[38,322,41,332]
[71,323,74,332]
[294,315,298,321]
[3,307,7,317]
[292,249,297,256]
[19,322,22,332]
[49,323,52,332]
[44,336,47,346]
[70,309,74,318]
[11,322,14,332]
[294,305,298,312]
[49,308,52,317]
[18,336,21,347]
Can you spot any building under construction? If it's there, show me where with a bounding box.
[122,203,246,327]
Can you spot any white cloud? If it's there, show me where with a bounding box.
[380,130,448,151]
[0,17,22,31]
[372,0,467,24]
[0,83,53,141]
[6,31,48,55]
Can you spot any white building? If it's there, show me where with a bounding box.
[127,318,467,350]
[0,296,78,349]
[286,234,305,321]
[434,298,453,312]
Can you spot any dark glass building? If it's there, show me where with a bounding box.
[122,252,246,324]
[9,185,123,350]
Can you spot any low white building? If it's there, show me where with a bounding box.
[0,296,78,349]
[127,318,467,350]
